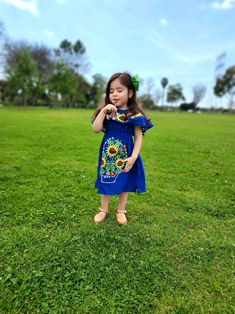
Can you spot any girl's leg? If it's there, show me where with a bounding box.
[101,194,111,211]
[118,192,128,211]
[94,194,110,224]
[117,192,128,224]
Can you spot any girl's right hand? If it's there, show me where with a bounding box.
[102,104,117,114]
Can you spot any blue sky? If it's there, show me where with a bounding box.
[0,0,235,107]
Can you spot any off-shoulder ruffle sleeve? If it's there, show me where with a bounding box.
[128,114,154,134]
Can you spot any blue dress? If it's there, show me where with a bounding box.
[94,108,153,195]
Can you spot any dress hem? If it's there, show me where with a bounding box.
[96,189,146,195]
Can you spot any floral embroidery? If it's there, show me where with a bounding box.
[106,144,119,157]
[116,159,124,168]
[105,111,143,123]
[101,157,106,167]
[100,137,128,183]
[116,113,127,122]
[106,113,113,118]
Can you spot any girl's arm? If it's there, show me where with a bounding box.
[131,126,143,160]
[123,126,143,172]
[92,109,106,133]
[92,104,117,133]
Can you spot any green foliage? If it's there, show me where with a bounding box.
[54,39,86,74]
[4,41,54,81]
[167,83,185,105]
[180,102,197,111]
[73,75,92,108]
[0,108,234,313]
[161,77,168,89]
[140,93,155,110]
[48,61,77,107]
[1,38,95,107]
[214,66,235,109]
[90,73,106,108]
[6,48,40,105]
[214,66,235,97]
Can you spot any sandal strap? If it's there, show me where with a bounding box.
[99,207,108,213]
[117,210,127,214]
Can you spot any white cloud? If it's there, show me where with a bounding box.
[211,0,235,10]
[43,29,55,38]
[0,0,39,16]
[159,18,168,26]
[142,28,215,67]
[176,53,214,66]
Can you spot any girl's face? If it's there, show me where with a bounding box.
[109,78,133,110]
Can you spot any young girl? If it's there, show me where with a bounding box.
[92,72,153,225]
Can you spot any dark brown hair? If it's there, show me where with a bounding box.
[92,72,151,121]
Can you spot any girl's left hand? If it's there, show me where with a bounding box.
[123,157,136,172]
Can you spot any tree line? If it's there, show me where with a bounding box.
[0,21,106,108]
[0,20,234,111]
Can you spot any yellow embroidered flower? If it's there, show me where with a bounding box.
[106,145,119,157]
[101,157,106,167]
[116,113,126,122]
[116,159,124,168]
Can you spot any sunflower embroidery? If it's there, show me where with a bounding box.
[116,113,127,122]
[116,159,124,169]
[101,157,106,167]
[106,144,119,157]
[100,137,128,182]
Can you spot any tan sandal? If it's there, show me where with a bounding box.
[116,210,128,225]
[94,207,108,224]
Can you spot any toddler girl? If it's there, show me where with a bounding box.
[92,72,153,224]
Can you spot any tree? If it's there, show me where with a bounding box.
[192,84,206,106]
[54,39,89,75]
[161,77,168,108]
[29,43,54,81]
[167,83,185,107]
[3,40,53,82]
[0,79,7,103]
[73,75,92,108]
[90,73,106,108]
[6,48,39,106]
[139,94,155,110]
[180,102,196,111]
[48,61,77,107]
[3,41,54,106]
[214,66,235,110]
[153,89,162,107]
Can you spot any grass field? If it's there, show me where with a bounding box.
[0,107,234,313]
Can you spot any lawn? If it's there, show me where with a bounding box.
[0,107,234,313]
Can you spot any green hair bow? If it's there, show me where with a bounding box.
[131,74,139,91]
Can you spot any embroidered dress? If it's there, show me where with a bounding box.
[94,108,153,195]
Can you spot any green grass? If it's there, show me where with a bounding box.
[0,107,234,313]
